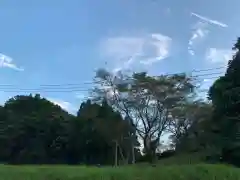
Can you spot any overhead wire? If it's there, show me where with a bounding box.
[0,66,226,93]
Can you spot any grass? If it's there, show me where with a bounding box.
[0,164,239,180]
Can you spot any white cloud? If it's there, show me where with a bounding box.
[0,53,24,71]
[206,48,234,64]
[188,22,209,56]
[100,33,172,72]
[140,34,172,65]
[49,98,77,113]
[191,12,228,28]
[188,12,228,56]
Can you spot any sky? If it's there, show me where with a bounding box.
[0,0,239,114]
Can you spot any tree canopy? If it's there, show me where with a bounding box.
[208,38,240,166]
[0,94,139,165]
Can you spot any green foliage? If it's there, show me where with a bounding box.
[208,38,240,166]
[0,164,238,180]
[94,69,197,163]
[170,100,213,153]
[0,94,138,165]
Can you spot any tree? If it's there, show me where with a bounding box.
[93,69,196,162]
[2,94,72,164]
[208,38,240,166]
[0,105,8,161]
[170,100,213,153]
[76,99,136,165]
[76,100,113,165]
[94,99,138,165]
[0,94,141,165]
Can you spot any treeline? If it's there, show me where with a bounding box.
[1,39,240,166]
[0,95,140,165]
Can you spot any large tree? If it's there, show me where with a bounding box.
[2,94,72,164]
[76,99,138,165]
[93,69,196,162]
[95,100,139,165]
[208,38,240,166]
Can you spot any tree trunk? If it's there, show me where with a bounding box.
[143,137,156,163]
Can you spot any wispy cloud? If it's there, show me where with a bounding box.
[191,12,228,28]
[99,33,172,72]
[188,12,228,56]
[49,98,77,113]
[206,48,234,65]
[140,34,172,65]
[188,22,209,56]
[0,53,24,71]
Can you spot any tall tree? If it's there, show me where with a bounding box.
[3,94,72,164]
[95,100,138,165]
[0,105,8,161]
[209,38,240,166]
[93,69,196,162]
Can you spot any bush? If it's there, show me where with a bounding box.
[0,164,239,180]
[159,152,209,165]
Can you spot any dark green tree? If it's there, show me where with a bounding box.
[209,38,240,166]
[0,94,140,165]
[2,94,71,164]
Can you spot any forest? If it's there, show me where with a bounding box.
[1,38,240,168]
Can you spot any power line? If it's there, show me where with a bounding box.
[0,75,223,92]
[0,66,226,88]
[3,72,224,88]
[0,89,91,93]
[191,72,224,78]
[0,66,226,92]
[158,66,225,77]
[192,66,225,73]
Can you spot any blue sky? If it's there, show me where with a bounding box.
[0,0,239,113]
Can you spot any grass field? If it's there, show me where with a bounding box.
[0,164,239,180]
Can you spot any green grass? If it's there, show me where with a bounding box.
[0,164,239,180]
